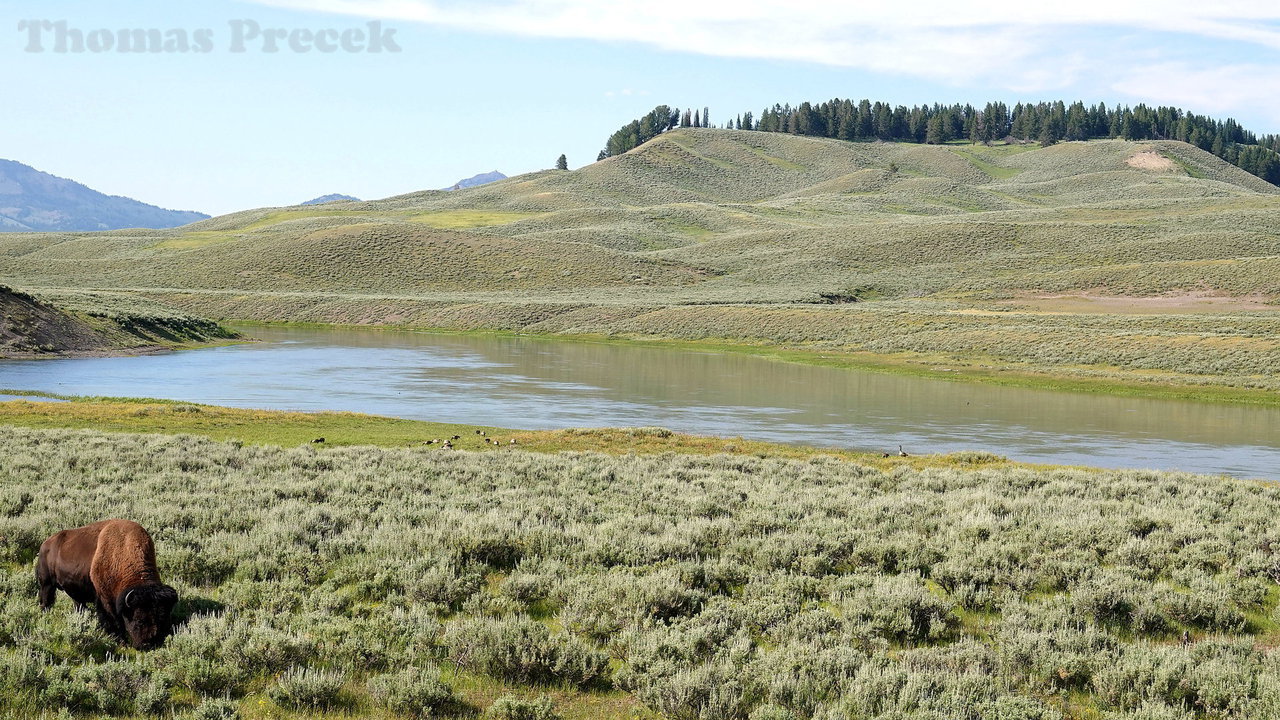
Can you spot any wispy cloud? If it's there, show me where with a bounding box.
[246,1,1280,120]
[1112,63,1280,121]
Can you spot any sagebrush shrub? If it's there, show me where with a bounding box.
[267,666,347,710]
[367,666,463,716]
[486,694,562,720]
[444,616,609,687]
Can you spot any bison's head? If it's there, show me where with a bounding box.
[116,584,179,649]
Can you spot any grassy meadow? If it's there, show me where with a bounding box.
[0,130,1277,399]
[0,424,1277,720]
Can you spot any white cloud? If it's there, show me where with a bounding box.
[1112,63,1280,122]
[246,0,1280,120]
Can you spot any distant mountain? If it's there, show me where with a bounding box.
[0,159,208,232]
[300,193,360,205]
[444,170,506,191]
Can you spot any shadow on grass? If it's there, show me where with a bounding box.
[174,591,226,625]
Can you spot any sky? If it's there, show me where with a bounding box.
[7,1,1280,216]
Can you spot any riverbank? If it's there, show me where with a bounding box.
[0,394,1012,472]
[0,285,242,358]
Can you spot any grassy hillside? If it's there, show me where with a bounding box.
[4,131,1276,299]
[0,286,237,357]
[1,130,1277,396]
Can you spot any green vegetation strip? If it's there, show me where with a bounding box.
[0,425,1276,719]
[0,396,1007,471]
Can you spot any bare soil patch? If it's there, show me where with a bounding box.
[1126,150,1179,172]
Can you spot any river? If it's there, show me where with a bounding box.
[1,325,1277,478]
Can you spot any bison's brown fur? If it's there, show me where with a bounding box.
[37,519,178,649]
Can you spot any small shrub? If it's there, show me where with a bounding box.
[367,666,464,716]
[445,616,609,687]
[267,666,348,711]
[134,676,171,715]
[748,705,797,720]
[982,694,1054,720]
[183,697,239,720]
[834,574,959,643]
[486,694,563,720]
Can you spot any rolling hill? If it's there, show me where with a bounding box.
[0,159,208,232]
[0,129,1277,394]
[2,130,1276,300]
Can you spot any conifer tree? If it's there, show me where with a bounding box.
[555,154,568,170]
[1038,123,1057,147]
[615,96,1280,185]
[857,99,874,138]
[925,114,947,144]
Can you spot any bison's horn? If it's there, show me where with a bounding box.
[124,588,138,608]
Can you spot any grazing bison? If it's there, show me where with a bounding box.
[37,519,178,649]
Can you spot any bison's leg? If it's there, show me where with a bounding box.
[35,550,56,610]
[95,602,124,640]
[37,580,56,610]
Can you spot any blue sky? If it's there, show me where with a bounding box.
[6,1,1280,215]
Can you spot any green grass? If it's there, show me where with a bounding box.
[150,230,241,250]
[410,210,542,228]
[0,396,1016,471]
[948,144,1027,179]
[740,142,805,170]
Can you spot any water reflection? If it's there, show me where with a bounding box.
[0,326,1276,479]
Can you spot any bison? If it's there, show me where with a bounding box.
[37,519,178,649]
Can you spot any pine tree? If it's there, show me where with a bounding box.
[969,112,984,144]
[856,99,874,139]
[925,114,947,144]
[555,154,568,170]
[702,107,710,128]
[1038,123,1057,147]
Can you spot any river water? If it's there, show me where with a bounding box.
[1,325,1276,478]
